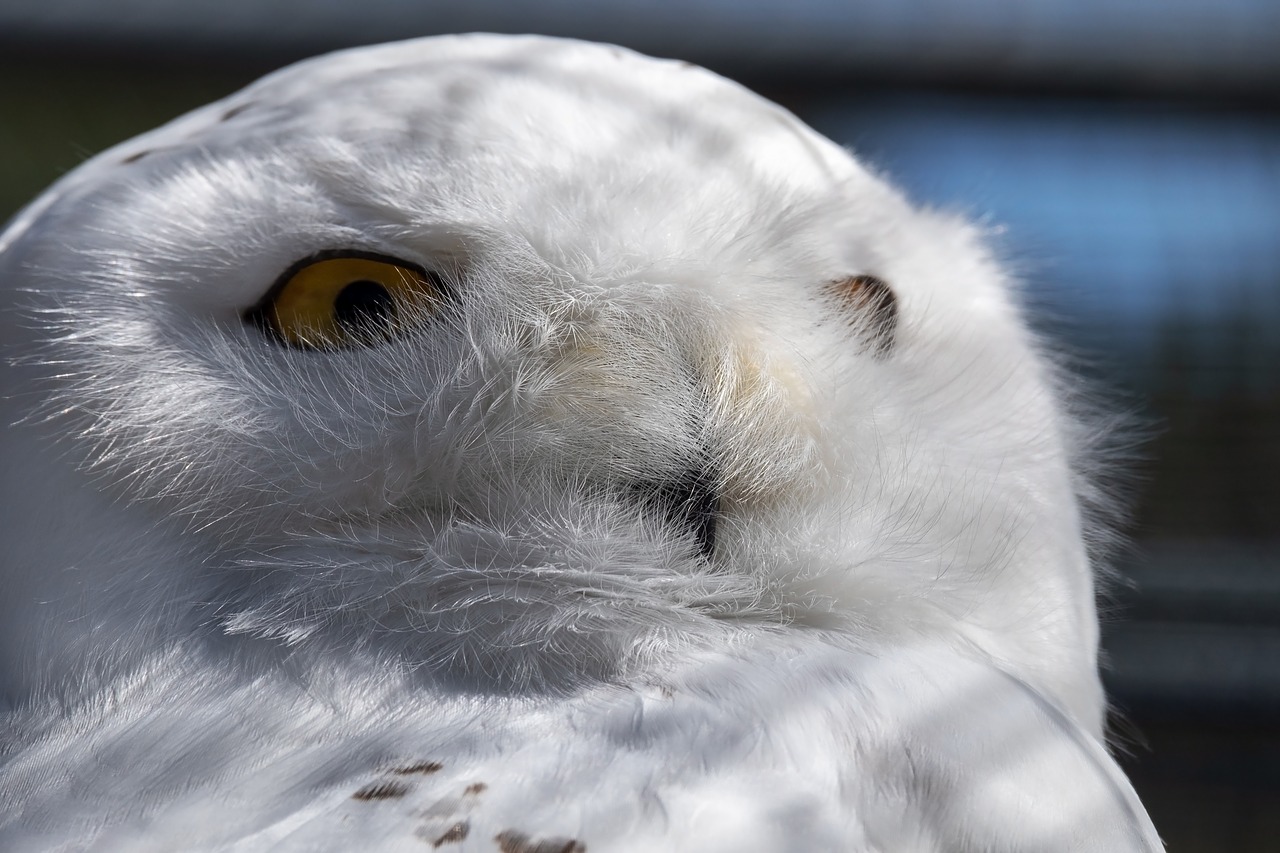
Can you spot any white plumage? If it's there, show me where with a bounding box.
[0,34,1160,851]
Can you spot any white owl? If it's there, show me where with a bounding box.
[0,34,1160,852]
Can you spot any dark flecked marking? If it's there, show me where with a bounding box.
[221,103,254,121]
[121,150,151,164]
[495,830,586,853]
[464,782,488,796]
[432,821,470,847]
[825,274,898,356]
[393,760,444,775]
[352,780,410,801]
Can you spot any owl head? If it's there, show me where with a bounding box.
[0,35,1106,732]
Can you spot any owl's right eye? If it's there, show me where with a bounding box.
[245,251,449,349]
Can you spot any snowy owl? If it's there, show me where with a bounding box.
[0,34,1160,852]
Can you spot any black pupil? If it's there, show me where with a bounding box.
[334,280,395,334]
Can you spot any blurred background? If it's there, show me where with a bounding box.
[1,1,1276,848]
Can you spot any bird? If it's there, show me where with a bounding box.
[0,33,1161,852]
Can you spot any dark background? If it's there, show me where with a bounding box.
[2,2,1276,848]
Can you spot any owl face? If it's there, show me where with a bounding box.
[0,35,1102,726]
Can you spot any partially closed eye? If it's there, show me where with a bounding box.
[825,274,897,356]
[246,251,449,349]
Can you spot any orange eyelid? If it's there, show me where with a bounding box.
[246,252,446,349]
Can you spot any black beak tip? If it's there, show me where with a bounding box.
[634,471,719,560]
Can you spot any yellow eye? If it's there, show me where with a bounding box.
[246,251,448,349]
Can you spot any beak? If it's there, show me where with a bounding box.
[631,468,719,560]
